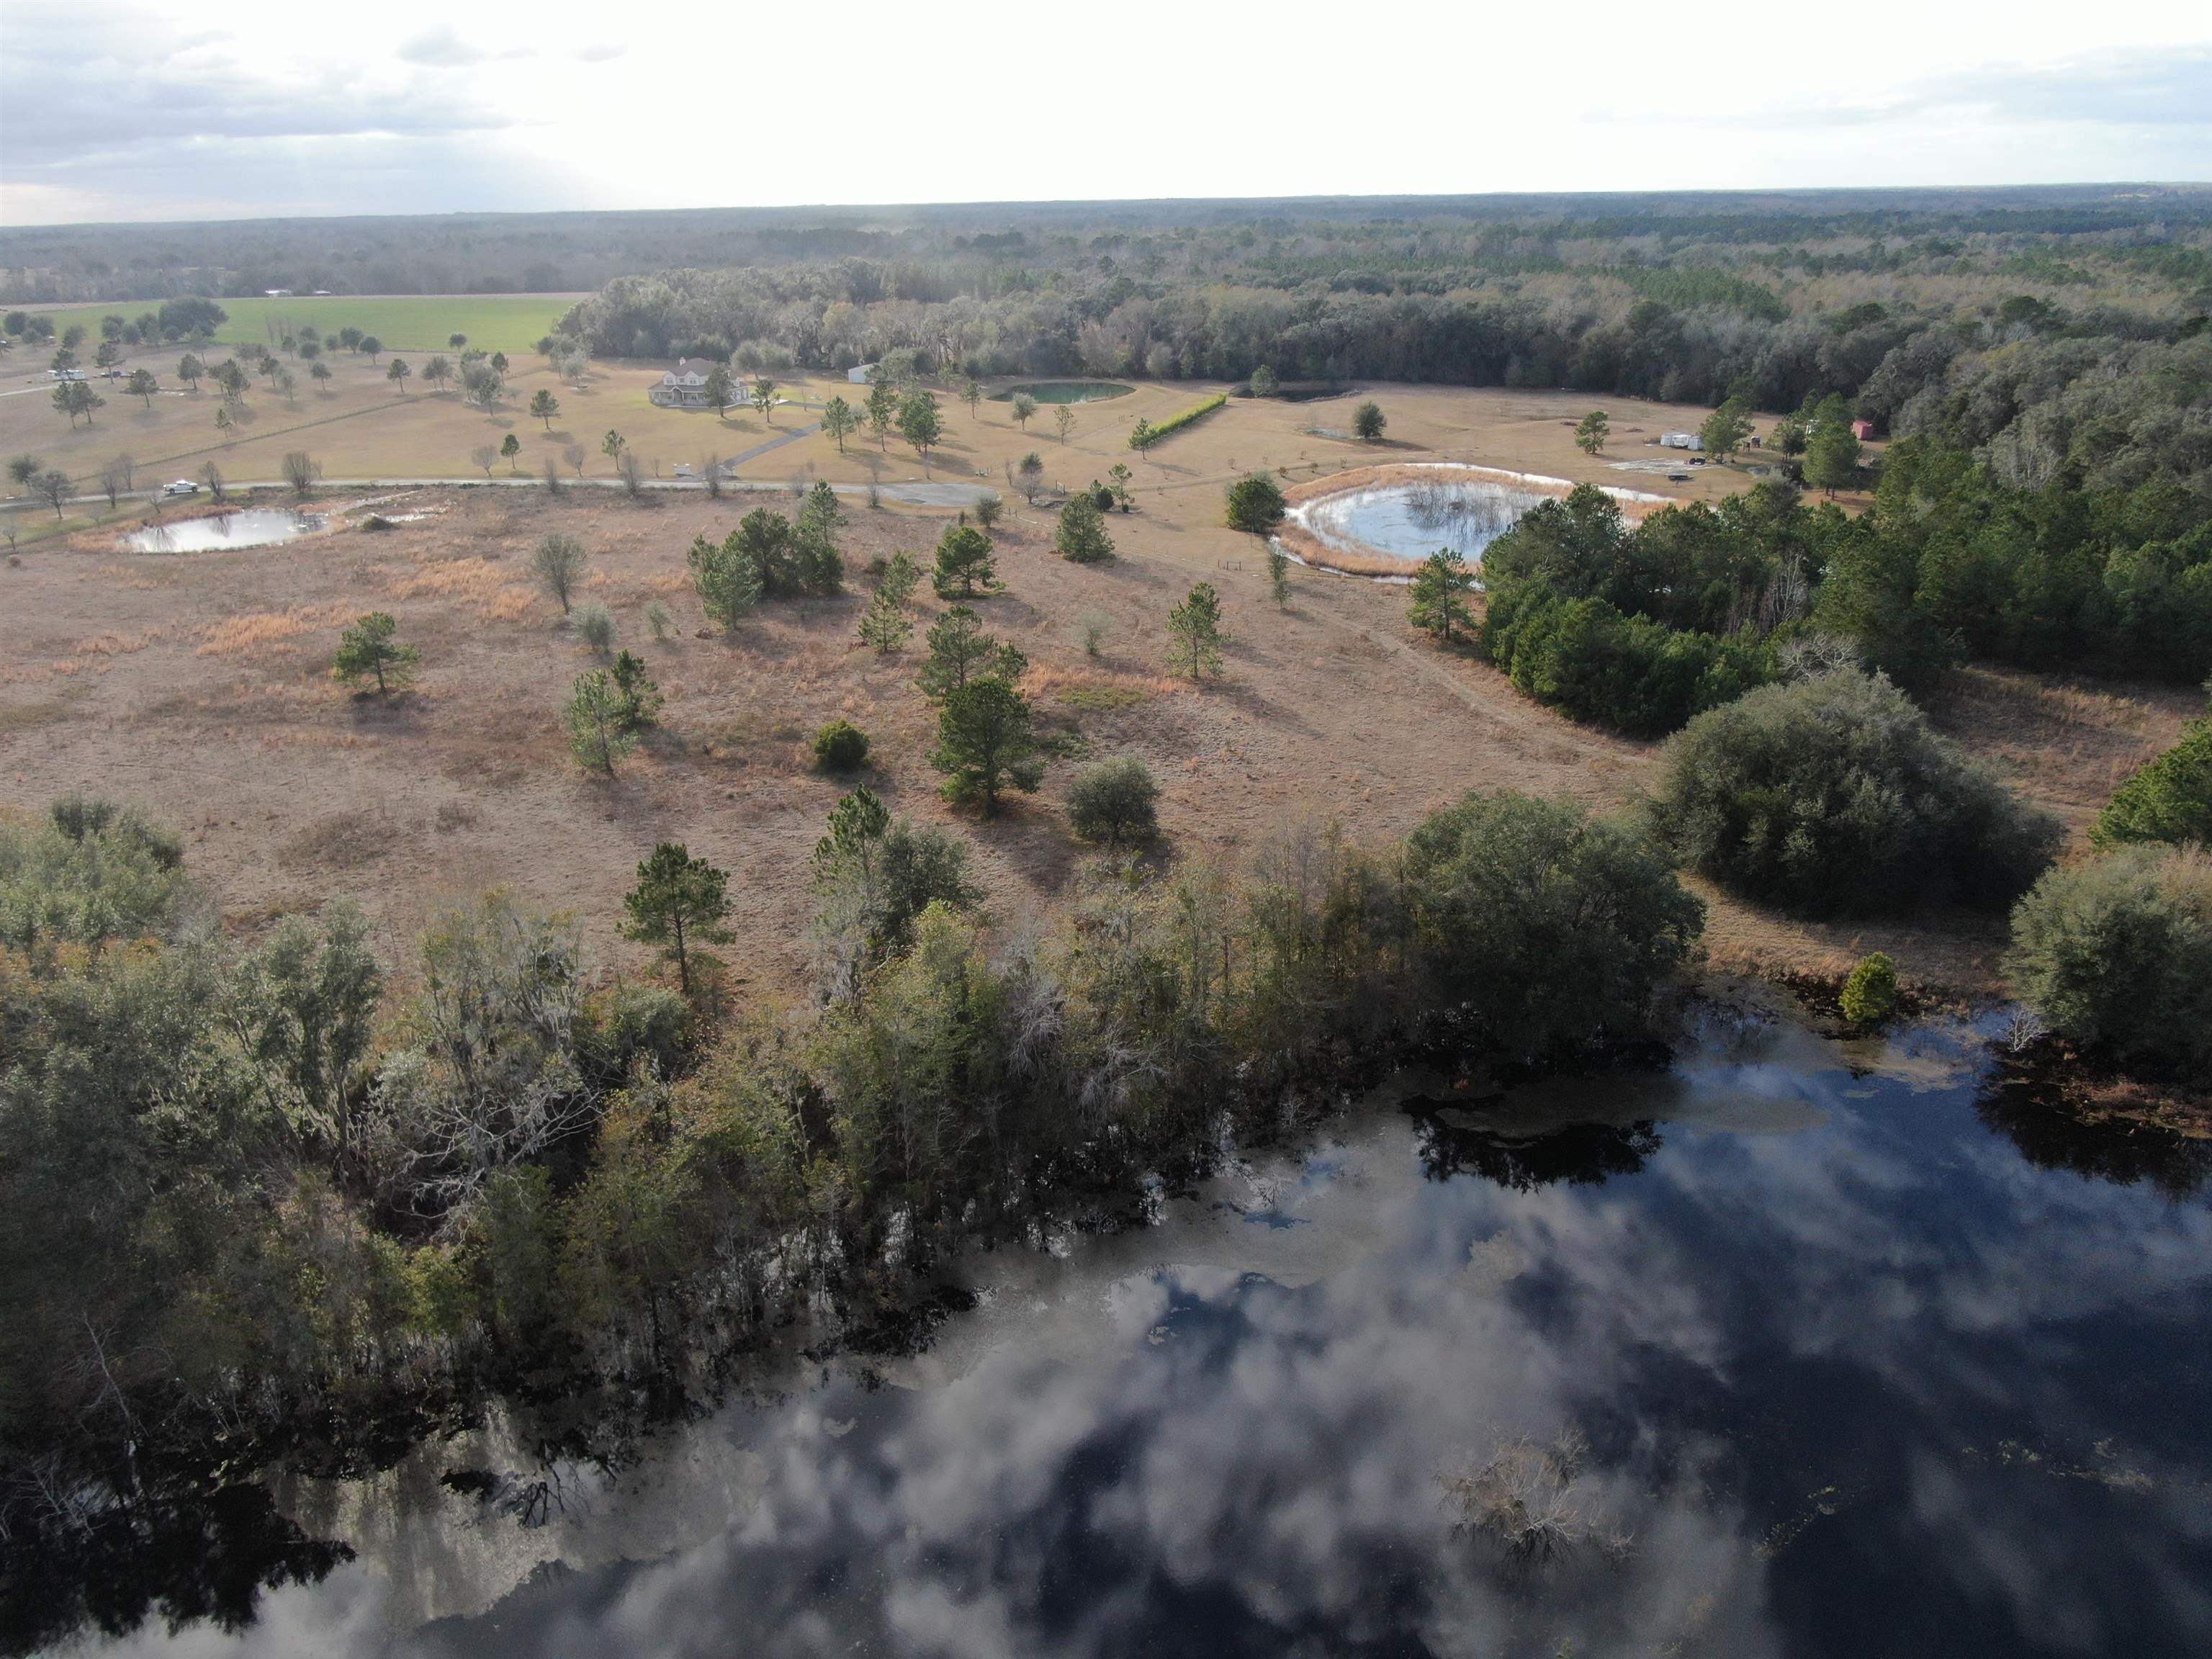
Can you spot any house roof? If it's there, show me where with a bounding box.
[666,357,721,381]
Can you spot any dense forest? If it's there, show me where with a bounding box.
[1473,439,2212,736]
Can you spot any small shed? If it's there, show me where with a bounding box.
[1851,419,1877,441]
[848,364,876,385]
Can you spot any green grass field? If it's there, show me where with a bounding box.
[18,293,587,357]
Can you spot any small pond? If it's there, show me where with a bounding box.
[123,510,328,552]
[74,1005,2212,1658]
[989,380,1133,404]
[1296,476,1551,567]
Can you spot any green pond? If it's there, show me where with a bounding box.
[989,380,1132,404]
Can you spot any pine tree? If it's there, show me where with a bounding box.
[565,670,637,775]
[621,842,732,994]
[1056,492,1116,563]
[332,612,418,695]
[1166,582,1227,678]
[1408,549,1477,644]
[932,523,1000,597]
[931,679,1044,815]
[919,606,1025,701]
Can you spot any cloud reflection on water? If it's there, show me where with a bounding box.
[94,1014,2212,1658]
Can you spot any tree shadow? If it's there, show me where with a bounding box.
[344,690,426,731]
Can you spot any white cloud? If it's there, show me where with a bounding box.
[2,1,2206,225]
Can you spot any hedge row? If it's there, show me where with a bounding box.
[1133,392,1228,449]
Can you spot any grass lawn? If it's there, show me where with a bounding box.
[14,293,587,357]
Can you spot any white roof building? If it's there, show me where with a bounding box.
[651,358,726,408]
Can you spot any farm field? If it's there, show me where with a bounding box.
[0,472,2177,999]
[13,292,585,357]
[2,350,1804,541]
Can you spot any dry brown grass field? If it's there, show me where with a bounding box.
[2,425,2193,1002]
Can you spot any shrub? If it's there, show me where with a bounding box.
[572,602,616,656]
[1068,756,1160,845]
[974,490,1003,529]
[2006,847,2212,1083]
[1839,952,1900,1028]
[1225,472,1287,537]
[1403,791,1704,1064]
[2095,716,2212,849]
[1352,401,1386,441]
[1649,670,2061,917]
[1132,392,1226,448]
[814,719,871,772]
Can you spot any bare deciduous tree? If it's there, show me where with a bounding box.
[97,454,134,508]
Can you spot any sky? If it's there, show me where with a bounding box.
[1,0,2209,226]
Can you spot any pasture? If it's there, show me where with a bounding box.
[13,292,585,357]
[2,347,1807,545]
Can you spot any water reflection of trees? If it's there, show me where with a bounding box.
[1409,1109,1664,1190]
[1403,482,1545,544]
[0,1484,351,1656]
[1975,1079,2211,1201]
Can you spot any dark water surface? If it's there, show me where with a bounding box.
[986,381,1132,405]
[84,1010,2212,1658]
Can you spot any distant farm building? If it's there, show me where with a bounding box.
[1852,419,1877,441]
[650,359,724,408]
[1660,431,1704,451]
[848,363,877,384]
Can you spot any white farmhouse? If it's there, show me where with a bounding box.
[650,358,726,408]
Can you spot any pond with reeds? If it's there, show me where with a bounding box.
[122,509,327,552]
[1295,476,1552,568]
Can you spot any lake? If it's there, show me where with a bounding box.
[122,510,327,552]
[76,1003,2212,1658]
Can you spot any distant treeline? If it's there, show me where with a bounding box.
[8,186,2209,305]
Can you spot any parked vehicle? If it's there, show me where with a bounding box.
[162,479,200,497]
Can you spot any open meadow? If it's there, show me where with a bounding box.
[0,448,2184,999]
